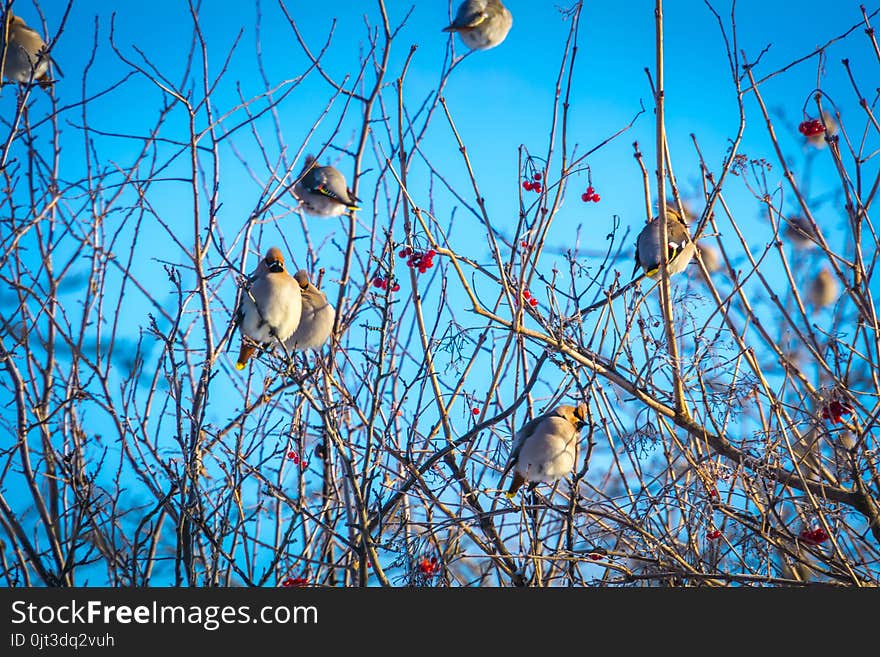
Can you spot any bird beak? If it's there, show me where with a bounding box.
[266,259,284,273]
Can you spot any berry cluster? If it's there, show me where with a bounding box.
[706,529,722,541]
[287,450,299,464]
[519,289,539,308]
[280,576,309,587]
[800,527,830,545]
[821,399,852,424]
[399,246,437,274]
[371,275,401,292]
[522,172,543,193]
[417,555,441,578]
[581,185,601,203]
[798,119,826,137]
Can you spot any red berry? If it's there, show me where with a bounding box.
[471,408,480,415]
[533,172,542,181]
[533,183,543,193]
[581,193,590,202]
[588,553,602,561]
[418,265,427,274]
[707,530,722,540]
[520,240,530,249]
[801,527,829,544]
[522,181,533,191]
[529,298,538,307]
[799,119,826,137]
[372,277,384,288]
[426,249,436,258]
[592,194,601,202]
[417,557,439,577]
[391,282,400,292]
[287,450,299,463]
[522,290,531,299]
[586,186,594,195]
[280,576,308,587]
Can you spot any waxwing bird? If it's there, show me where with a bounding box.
[442,0,513,51]
[292,155,360,218]
[784,215,819,250]
[1,12,53,89]
[503,403,588,497]
[283,270,335,351]
[235,247,303,369]
[807,267,839,310]
[633,208,696,279]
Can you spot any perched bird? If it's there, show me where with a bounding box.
[283,270,335,352]
[292,155,360,218]
[807,267,839,310]
[503,403,588,497]
[1,12,53,89]
[442,0,513,51]
[784,215,819,250]
[633,208,696,279]
[234,247,303,369]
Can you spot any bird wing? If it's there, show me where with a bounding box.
[500,414,546,478]
[664,219,690,260]
[443,1,488,31]
[308,168,359,207]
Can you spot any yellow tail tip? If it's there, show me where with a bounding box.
[235,362,246,370]
[347,205,361,212]
[505,491,516,500]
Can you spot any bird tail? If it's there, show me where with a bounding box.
[236,342,256,370]
[504,472,526,499]
[441,24,457,32]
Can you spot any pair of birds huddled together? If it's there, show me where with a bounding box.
[234,247,335,369]
[230,153,359,367]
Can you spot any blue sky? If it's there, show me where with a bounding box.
[27,0,875,238]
